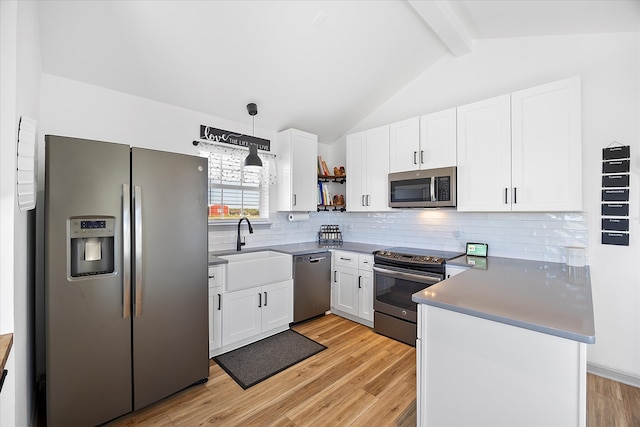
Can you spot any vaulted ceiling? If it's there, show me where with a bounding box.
[38,0,640,143]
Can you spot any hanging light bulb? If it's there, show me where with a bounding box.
[244,103,263,169]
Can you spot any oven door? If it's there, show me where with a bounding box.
[372,264,442,323]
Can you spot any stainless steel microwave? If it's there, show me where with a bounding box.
[388,167,457,208]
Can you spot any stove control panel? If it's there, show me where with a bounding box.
[375,251,444,265]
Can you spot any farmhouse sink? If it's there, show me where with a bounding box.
[219,250,292,291]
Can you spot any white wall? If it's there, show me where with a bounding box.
[348,32,640,382]
[0,1,41,426]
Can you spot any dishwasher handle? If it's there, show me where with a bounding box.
[308,256,327,263]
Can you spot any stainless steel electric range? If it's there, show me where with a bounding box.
[372,247,465,346]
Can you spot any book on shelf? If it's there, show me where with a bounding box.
[317,181,332,206]
[317,155,330,176]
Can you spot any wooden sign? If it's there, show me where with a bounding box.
[199,125,271,151]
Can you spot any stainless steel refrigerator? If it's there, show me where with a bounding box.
[44,135,209,426]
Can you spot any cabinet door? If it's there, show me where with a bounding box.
[221,288,262,346]
[389,117,420,173]
[209,286,222,355]
[261,280,293,332]
[365,125,391,211]
[457,94,512,211]
[333,266,359,316]
[358,269,374,322]
[511,76,581,211]
[277,129,318,211]
[291,130,318,211]
[420,108,457,169]
[346,131,367,212]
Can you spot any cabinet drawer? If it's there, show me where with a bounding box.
[208,265,225,288]
[334,251,358,269]
[358,254,374,271]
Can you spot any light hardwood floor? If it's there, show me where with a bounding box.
[103,314,638,427]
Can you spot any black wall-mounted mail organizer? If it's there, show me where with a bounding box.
[601,145,631,246]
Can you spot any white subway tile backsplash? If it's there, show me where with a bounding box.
[208,210,588,263]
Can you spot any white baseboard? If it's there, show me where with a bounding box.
[587,362,640,388]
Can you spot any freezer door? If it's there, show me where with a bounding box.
[45,136,132,427]
[131,148,209,410]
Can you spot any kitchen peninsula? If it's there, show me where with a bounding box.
[413,257,595,427]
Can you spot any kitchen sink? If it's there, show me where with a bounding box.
[219,250,292,291]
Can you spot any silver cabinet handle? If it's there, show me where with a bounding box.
[208,274,215,279]
[217,294,221,310]
[358,276,362,289]
[264,291,267,307]
[366,195,371,206]
[362,195,365,206]
[505,188,508,204]
[258,293,262,308]
[293,194,297,206]
[334,271,337,282]
[413,151,417,164]
[513,187,517,204]
[134,185,143,317]
[421,150,424,164]
[339,257,352,261]
[122,184,131,319]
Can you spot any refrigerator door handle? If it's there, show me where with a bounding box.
[134,185,143,317]
[122,184,131,319]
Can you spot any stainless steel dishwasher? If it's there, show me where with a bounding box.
[293,252,331,323]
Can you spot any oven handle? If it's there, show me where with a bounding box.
[372,266,442,285]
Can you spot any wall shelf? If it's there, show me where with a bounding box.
[317,204,346,212]
[318,175,346,184]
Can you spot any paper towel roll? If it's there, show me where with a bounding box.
[288,212,310,222]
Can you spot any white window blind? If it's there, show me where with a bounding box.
[199,144,273,223]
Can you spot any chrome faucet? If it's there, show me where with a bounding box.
[236,217,254,251]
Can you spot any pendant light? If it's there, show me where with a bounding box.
[244,103,263,169]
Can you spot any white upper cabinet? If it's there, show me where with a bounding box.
[346,125,390,212]
[511,76,582,211]
[457,76,582,212]
[277,128,318,212]
[419,108,457,169]
[389,111,456,173]
[389,117,420,173]
[457,94,512,211]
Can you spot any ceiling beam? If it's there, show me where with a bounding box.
[408,0,473,56]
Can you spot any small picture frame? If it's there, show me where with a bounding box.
[466,242,488,257]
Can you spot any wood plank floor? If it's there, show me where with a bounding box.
[103,314,639,427]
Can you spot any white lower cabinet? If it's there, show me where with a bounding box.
[208,286,222,356]
[417,304,587,426]
[221,280,293,348]
[208,265,224,357]
[331,251,374,326]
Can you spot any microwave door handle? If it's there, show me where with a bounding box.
[430,177,436,202]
